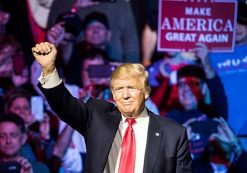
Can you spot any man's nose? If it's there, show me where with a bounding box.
[122,88,130,98]
[6,136,12,144]
[93,28,100,33]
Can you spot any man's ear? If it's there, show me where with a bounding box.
[111,90,116,101]
[144,92,149,100]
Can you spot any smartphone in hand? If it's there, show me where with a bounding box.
[31,96,44,121]
[0,161,20,173]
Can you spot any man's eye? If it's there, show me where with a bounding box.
[11,133,18,138]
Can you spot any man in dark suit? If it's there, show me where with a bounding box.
[32,42,192,173]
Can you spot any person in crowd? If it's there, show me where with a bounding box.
[141,0,160,67]
[46,11,83,86]
[0,7,29,92]
[148,50,194,115]
[53,122,85,173]
[47,0,140,63]
[1,0,55,66]
[165,64,228,171]
[209,1,247,131]
[234,1,247,46]
[46,11,113,86]
[0,113,49,173]
[32,42,192,173]
[187,117,247,173]
[80,11,112,53]
[3,88,57,171]
[79,48,112,99]
[149,43,228,117]
[4,88,35,128]
[167,63,228,123]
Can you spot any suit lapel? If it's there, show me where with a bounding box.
[143,113,163,173]
[100,108,122,166]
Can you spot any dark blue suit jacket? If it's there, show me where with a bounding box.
[40,82,192,173]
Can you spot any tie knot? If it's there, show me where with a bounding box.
[126,118,136,126]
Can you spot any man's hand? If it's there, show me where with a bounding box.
[191,43,209,66]
[47,22,66,47]
[191,43,215,79]
[32,42,57,77]
[16,156,33,173]
[210,117,237,145]
[210,117,243,159]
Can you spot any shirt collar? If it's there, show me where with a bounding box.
[121,107,149,123]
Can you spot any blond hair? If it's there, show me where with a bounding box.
[110,63,151,95]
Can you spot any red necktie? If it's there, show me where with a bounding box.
[118,118,136,173]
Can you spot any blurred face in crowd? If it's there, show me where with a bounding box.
[235,22,247,45]
[84,21,111,47]
[0,122,26,160]
[111,76,148,118]
[177,77,203,111]
[81,55,108,88]
[8,97,34,127]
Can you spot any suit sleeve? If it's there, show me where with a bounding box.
[176,127,193,173]
[38,82,92,137]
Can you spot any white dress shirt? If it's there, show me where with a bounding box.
[115,109,149,173]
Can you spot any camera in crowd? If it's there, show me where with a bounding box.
[56,11,83,37]
[189,116,219,159]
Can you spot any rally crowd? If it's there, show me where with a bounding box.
[0,0,247,172]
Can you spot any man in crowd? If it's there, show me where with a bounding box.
[0,113,49,173]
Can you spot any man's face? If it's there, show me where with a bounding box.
[177,77,202,111]
[84,21,111,46]
[9,98,33,126]
[236,22,247,44]
[0,122,26,159]
[111,77,148,117]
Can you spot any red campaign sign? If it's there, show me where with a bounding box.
[158,0,237,52]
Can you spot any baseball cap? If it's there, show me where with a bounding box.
[177,65,206,80]
[83,11,110,29]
